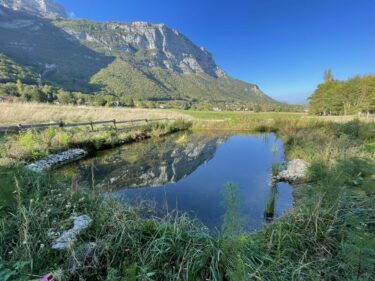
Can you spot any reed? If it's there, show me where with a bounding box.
[271,162,281,177]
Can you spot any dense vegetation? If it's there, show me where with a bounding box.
[0,77,304,111]
[0,54,38,84]
[309,70,375,115]
[0,115,374,280]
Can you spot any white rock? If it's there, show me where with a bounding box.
[52,215,92,250]
[26,148,88,173]
[274,159,310,183]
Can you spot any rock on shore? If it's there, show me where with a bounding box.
[52,215,92,250]
[26,149,88,173]
[273,159,310,183]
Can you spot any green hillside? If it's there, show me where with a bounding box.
[0,7,112,92]
[0,53,38,83]
[90,57,276,104]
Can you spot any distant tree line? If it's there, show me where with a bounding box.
[0,79,305,112]
[309,70,375,115]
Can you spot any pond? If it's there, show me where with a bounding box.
[63,132,293,231]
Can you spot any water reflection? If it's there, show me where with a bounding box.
[70,132,227,190]
[63,132,293,231]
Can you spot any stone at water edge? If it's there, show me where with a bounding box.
[273,159,310,183]
[25,148,88,173]
[52,215,92,250]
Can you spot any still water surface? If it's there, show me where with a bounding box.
[64,132,293,231]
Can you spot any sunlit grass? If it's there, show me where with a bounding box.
[0,103,191,126]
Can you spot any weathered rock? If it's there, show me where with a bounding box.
[0,0,67,19]
[62,21,227,78]
[52,215,92,250]
[26,148,88,173]
[273,159,310,183]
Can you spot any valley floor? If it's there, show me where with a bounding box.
[0,104,374,281]
[0,103,191,126]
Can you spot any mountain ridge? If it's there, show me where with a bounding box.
[0,1,282,108]
[56,19,227,78]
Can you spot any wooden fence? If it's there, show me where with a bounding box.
[0,118,175,133]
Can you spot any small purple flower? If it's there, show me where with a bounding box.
[42,273,54,281]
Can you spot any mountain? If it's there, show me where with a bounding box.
[0,1,281,107]
[0,6,112,91]
[55,19,276,104]
[58,20,226,78]
[0,0,66,19]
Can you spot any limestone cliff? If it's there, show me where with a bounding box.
[0,0,66,19]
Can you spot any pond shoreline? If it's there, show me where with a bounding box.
[1,116,373,280]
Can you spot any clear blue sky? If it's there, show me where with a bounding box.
[59,0,375,104]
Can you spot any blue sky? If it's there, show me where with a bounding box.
[59,0,375,104]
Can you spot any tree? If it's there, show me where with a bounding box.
[324,69,334,82]
[41,85,54,102]
[309,74,375,115]
[57,90,76,104]
[16,79,24,96]
[24,85,47,102]
[95,96,107,107]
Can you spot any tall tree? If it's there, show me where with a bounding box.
[324,69,334,82]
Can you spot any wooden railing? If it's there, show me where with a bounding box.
[0,118,175,133]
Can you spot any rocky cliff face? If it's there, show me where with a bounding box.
[58,20,226,78]
[0,0,66,19]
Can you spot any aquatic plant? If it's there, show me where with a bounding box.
[264,186,277,220]
[271,162,281,177]
[222,182,246,237]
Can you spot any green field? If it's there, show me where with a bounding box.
[179,110,306,120]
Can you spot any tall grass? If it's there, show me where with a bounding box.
[264,186,277,220]
[0,118,374,280]
[271,162,281,177]
[0,120,192,166]
[0,103,191,126]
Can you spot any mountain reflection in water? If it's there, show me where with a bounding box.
[63,132,293,231]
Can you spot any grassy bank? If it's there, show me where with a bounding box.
[180,110,373,131]
[0,119,191,166]
[0,111,374,280]
[0,119,191,205]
